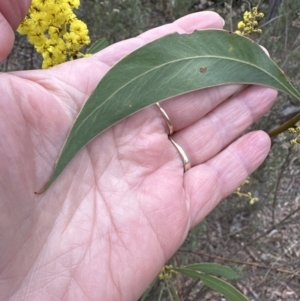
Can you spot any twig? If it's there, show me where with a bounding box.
[260,14,283,27]
[284,12,289,52]
[242,0,251,11]
[243,205,300,248]
[264,240,300,280]
[229,0,233,32]
[256,0,263,9]
[271,148,292,225]
[268,111,300,137]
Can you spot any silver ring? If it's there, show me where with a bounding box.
[169,136,191,172]
[156,102,174,136]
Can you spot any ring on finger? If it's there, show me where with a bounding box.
[156,102,191,172]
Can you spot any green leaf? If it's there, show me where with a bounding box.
[181,263,238,279]
[39,29,300,192]
[157,282,165,301]
[198,274,249,301]
[175,268,248,300]
[87,38,109,54]
[174,267,205,279]
[139,278,158,301]
[166,280,180,301]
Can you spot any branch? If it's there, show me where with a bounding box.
[268,111,300,137]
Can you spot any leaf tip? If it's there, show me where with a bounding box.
[34,182,51,195]
[34,189,44,195]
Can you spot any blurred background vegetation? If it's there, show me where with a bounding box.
[2,0,300,300]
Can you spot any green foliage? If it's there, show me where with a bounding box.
[196,274,249,301]
[173,0,194,18]
[141,263,248,301]
[38,29,300,193]
[176,263,238,279]
[139,278,158,301]
[258,0,300,82]
[166,281,181,301]
[77,0,150,44]
[86,38,109,54]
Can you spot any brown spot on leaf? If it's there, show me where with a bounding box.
[200,67,207,73]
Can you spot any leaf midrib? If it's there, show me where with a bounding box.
[73,55,279,136]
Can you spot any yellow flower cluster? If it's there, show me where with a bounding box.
[17,0,90,69]
[234,179,258,205]
[288,126,300,145]
[158,265,177,280]
[235,6,264,36]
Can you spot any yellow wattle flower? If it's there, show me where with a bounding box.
[17,0,90,69]
[235,6,264,36]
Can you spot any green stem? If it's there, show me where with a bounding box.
[268,111,300,137]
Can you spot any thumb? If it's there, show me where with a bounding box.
[0,13,14,62]
[0,1,31,61]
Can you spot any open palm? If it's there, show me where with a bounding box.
[0,3,277,301]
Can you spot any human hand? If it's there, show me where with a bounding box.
[0,2,277,300]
